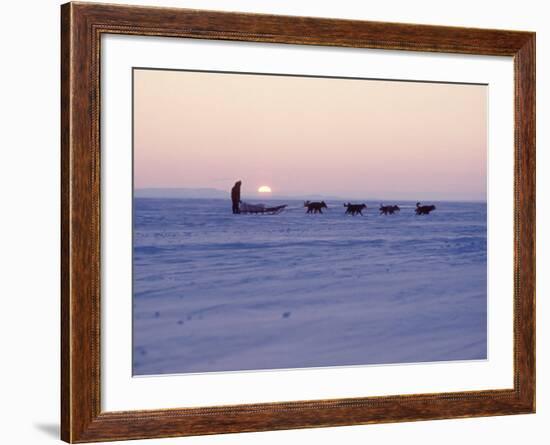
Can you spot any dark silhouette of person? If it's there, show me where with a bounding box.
[231,180,242,214]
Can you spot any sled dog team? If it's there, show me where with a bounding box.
[304,201,436,216]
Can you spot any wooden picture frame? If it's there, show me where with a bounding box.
[61,2,535,442]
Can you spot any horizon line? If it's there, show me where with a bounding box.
[134,187,487,200]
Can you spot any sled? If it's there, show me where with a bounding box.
[239,202,287,215]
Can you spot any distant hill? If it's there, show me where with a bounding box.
[135,188,227,199]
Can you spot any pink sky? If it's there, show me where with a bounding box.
[134,69,487,201]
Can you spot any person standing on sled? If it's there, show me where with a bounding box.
[231,180,242,214]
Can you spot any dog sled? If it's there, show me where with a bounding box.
[239,202,287,215]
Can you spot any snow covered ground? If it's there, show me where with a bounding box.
[132,198,487,375]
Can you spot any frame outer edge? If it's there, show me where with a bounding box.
[60,2,72,442]
[515,33,536,412]
[60,2,536,442]
[62,2,101,442]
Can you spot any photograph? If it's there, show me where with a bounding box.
[132,68,488,376]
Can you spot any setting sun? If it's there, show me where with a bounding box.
[258,185,272,193]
